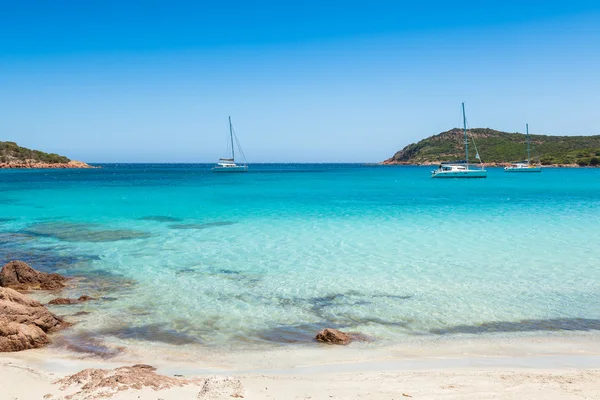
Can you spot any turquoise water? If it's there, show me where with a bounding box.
[1,164,599,352]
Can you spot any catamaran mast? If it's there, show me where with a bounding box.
[229,116,235,161]
[462,102,468,166]
[526,123,530,165]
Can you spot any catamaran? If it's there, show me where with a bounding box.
[431,103,487,178]
[211,117,248,173]
[504,124,542,172]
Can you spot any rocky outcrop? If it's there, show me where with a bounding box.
[315,328,351,345]
[0,286,69,352]
[0,141,93,168]
[0,260,68,290]
[0,160,93,169]
[315,328,371,345]
[55,364,191,399]
[49,295,95,305]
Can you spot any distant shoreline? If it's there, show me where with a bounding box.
[378,161,594,168]
[0,160,95,169]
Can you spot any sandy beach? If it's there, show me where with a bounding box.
[1,335,599,399]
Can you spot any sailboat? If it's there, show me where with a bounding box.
[431,103,487,178]
[211,117,248,173]
[504,124,542,172]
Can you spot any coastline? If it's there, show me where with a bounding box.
[379,161,587,168]
[2,334,599,399]
[0,160,94,169]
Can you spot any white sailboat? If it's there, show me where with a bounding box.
[212,117,248,173]
[504,124,542,172]
[431,103,487,178]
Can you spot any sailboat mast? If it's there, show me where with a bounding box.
[462,102,468,166]
[229,116,235,161]
[526,123,530,164]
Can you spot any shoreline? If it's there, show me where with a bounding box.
[0,160,95,169]
[378,161,593,168]
[2,334,599,399]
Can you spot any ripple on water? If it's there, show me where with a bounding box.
[96,323,202,345]
[273,291,413,329]
[430,318,600,334]
[67,269,138,295]
[137,216,183,222]
[175,267,261,286]
[22,221,154,242]
[168,221,236,230]
[52,333,124,359]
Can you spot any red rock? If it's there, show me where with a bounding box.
[72,311,91,316]
[315,328,351,345]
[0,260,67,291]
[55,364,189,399]
[0,287,70,352]
[0,160,93,169]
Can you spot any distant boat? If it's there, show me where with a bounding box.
[431,103,487,178]
[504,124,542,172]
[212,117,248,173]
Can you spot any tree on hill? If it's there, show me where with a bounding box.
[0,141,70,164]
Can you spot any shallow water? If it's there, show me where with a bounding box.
[1,164,599,352]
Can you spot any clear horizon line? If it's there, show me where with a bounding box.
[84,161,382,164]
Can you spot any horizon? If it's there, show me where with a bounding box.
[1,1,599,163]
[6,124,600,164]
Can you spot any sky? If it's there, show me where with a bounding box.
[1,0,600,162]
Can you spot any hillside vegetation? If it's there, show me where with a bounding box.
[384,128,600,166]
[0,141,70,164]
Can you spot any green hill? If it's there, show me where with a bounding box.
[0,141,70,164]
[384,128,600,166]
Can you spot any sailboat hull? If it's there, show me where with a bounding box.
[504,166,542,172]
[212,117,249,172]
[211,165,248,172]
[432,103,486,179]
[431,166,487,179]
[431,170,487,178]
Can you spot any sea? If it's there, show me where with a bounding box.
[1,164,599,355]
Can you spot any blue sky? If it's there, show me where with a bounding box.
[1,1,599,162]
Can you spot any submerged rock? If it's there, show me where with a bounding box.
[52,332,124,359]
[48,298,76,305]
[0,260,67,290]
[72,311,91,316]
[0,286,69,352]
[96,323,201,345]
[48,295,95,305]
[24,221,153,242]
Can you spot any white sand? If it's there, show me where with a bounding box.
[1,335,599,399]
